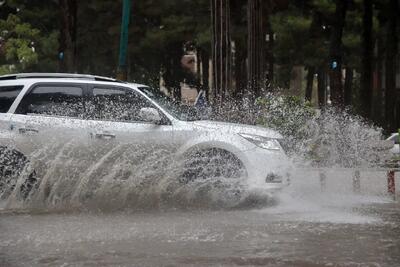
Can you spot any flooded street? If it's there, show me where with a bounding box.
[1,0,399,265]
[0,104,398,266]
[1,173,399,267]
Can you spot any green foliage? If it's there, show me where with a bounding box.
[0,0,211,83]
[0,1,59,74]
[270,0,374,90]
[75,0,120,76]
[271,1,331,87]
[271,12,312,66]
[127,0,210,85]
[256,94,387,167]
[312,0,335,14]
[256,94,316,141]
[0,14,39,73]
[342,7,363,69]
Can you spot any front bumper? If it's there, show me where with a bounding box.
[239,147,293,191]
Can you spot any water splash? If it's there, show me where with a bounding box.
[1,139,255,211]
[0,92,393,213]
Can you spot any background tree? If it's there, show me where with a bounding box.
[360,0,373,119]
[270,4,312,89]
[0,14,39,73]
[210,0,232,103]
[74,1,120,76]
[384,0,399,132]
[0,0,399,132]
[0,0,59,74]
[328,0,348,106]
[231,0,248,97]
[342,6,358,107]
[59,0,77,72]
[247,0,266,99]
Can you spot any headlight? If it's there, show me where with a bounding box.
[239,133,281,150]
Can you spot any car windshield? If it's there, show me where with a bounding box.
[138,86,200,121]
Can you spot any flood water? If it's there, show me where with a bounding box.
[1,106,399,266]
[1,170,399,267]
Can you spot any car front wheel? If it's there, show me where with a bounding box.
[180,148,247,183]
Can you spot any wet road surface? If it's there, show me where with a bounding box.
[1,195,399,267]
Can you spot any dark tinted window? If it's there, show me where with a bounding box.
[0,86,23,113]
[138,86,200,121]
[16,85,84,118]
[88,87,155,122]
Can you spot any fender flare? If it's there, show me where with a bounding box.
[177,142,248,177]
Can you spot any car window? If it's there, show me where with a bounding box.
[138,86,200,121]
[0,85,23,113]
[15,85,84,118]
[87,86,157,122]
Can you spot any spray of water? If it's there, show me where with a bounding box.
[0,92,393,213]
[1,141,253,211]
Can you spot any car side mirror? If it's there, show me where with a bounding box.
[139,107,162,124]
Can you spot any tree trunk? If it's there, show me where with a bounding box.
[163,43,184,101]
[307,10,323,104]
[328,0,348,106]
[385,0,399,132]
[372,19,384,126]
[211,0,232,103]
[360,0,373,118]
[305,8,322,101]
[200,48,210,99]
[305,66,315,102]
[59,0,77,73]
[234,41,247,98]
[196,49,202,90]
[247,0,266,99]
[344,68,353,106]
[264,2,274,89]
[318,69,327,108]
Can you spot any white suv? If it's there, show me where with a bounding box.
[0,73,291,199]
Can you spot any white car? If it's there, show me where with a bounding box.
[387,133,399,155]
[0,73,291,199]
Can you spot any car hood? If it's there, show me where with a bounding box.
[191,120,283,139]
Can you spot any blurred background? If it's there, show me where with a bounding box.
[0,0,399,133]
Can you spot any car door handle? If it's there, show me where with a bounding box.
[94,133,116,140]
[19,128,39,134]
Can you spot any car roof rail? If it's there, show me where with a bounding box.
[0,73,125,83]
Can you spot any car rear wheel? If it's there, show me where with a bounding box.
[0,147,38,200]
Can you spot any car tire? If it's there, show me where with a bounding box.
[0,147,38,200]
[180,148,246,183]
